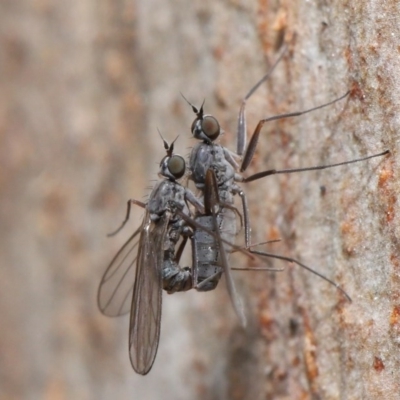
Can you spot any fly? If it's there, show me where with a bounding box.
[98,137,203,375]
[184,48,389,300]
[97,136,275,374]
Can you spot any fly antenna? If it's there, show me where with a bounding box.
[180,92,205,118]
[157,128,169,151]
[157,129,178,156]
[169,135,180,155]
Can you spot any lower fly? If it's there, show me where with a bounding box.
[98,137,203,375]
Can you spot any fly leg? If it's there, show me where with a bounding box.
[237,46,287,156]
[232,182,353,301]
[107,199,146,237]
[239,92,350,172]
[235,44,348,164]
[240,150,390,183]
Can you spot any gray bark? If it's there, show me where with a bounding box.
[1,0,399,399]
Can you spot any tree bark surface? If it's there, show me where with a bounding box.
[1,1,399,399]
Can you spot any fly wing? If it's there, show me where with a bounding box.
[205,169,247,327]
[98,226,142,317]
[129,211,168,375]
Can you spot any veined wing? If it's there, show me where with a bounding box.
[129,211,169,375]
[97,226,141,317]
[205,169,247,327]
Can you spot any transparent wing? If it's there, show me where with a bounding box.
[129,211,168,375]
[97,226,141,317]
[205,169,247,327]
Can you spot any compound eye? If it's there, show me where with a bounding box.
[168,155,185,179]
[201,116,220,141]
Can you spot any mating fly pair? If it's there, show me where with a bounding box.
[98,49,389,375]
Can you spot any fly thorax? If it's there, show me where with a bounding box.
[189,143,224,185]
[148,180,172,214]
[171,185,186,209]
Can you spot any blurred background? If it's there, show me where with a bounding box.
[1,0,400,399]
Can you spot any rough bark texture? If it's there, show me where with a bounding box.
[1,0,399,399]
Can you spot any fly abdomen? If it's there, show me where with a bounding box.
[193,214,223,291]
[162,260,192,293]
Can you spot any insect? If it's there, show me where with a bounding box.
[98,137,205,374]
[184,49,389,299]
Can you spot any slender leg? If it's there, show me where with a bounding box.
[233,180,352,300]
[175,236,189,265]
[195,271,223,290]
[240,91,350,172]
[190,234,198,289]
[242,150,390,183]
[237,46,287,156]
[236,188,252,248]
[217,200,244,232]
[107,199,146,237]
[230,239,282,253]
[249,249,351,302]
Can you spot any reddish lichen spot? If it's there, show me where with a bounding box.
[192,358,207,374]
[212,45,224,61]
[300,307,319,394]
[373,356,385,372]
[258,310,276,341]
[386,196,395,223]
[344,46,351,66]
[259,310,273,328]
[303,328,319,381]
[292,355,300,367]
[389,255,400,302]
[390,305,400,327]
[299,391,311,400]
[274,367,288,381]
[349,81,365,101]
[256,0,271,54]
[340,218,358,256]
[340,221,352,235]
[390,253,400,270]
[267,225,280,241]
[271,9,287,50]
[378,167,393,189]
[378,162,396,223]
